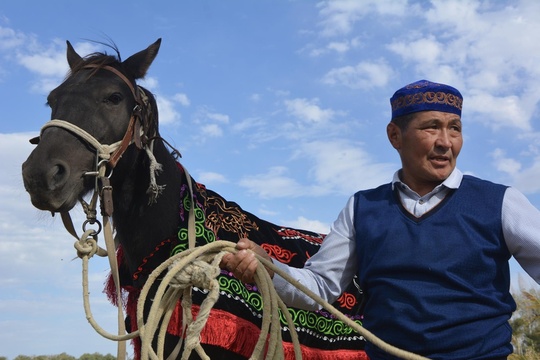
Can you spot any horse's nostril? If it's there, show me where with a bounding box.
[48,161,70,190]
[53,164,65,180]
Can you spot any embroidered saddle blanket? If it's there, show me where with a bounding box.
[107,163,368,359]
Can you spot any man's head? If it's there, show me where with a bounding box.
[386,80,464,195]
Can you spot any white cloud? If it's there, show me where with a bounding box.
[424,0,483,28]
[173,93,190,107]
[233,117,266,133]
[189,108,231,140]
[308,37,362,57]
[492,148,522,174]
[322,60,393,89]
[284,98,335,123]
[512,158,540,194]
[327,40,349,53]
[468,92,531,131]
[239,140,396,199]
[316,0,409,37]
[155,95,181,125]
[207,112,229,123]
[197,171,228,184]
[492,148,540,194]
[387,36,442,65]
[0,25,29,50]
[282,216,330,235]
[239,166,308,199]
[139,76,159,89]
[296,140,395,196]
[201,123,223,137]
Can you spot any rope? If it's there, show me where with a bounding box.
[128,240,430,360]
[74,229,138,344]
[134,241,302,360]
[51,117,429,358]
[72,216,431,359]
[41,119,123,161]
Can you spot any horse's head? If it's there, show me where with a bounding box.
[22,39,161,213]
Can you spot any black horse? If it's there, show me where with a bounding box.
[22,39,367,359]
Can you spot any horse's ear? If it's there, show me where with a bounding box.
[122,38,161,79]
[66,41,83,70]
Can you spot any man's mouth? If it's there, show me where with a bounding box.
[430,156,450,164]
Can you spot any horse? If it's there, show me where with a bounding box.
[22,39,367,359]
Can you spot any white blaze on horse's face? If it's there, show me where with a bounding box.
[22,39,161,213]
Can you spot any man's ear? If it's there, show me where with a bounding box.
[387,122,402,150]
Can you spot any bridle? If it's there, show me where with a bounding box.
[34,64,150,170]
[33,63,167,216]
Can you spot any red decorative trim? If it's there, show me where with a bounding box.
[132,238,173,281]
[283,343,370,360]
[274,227,325,244]
[261,243,297,264]
[337,291,358,310]
[166,304,369,360]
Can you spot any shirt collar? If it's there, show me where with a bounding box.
[391,168,463,192]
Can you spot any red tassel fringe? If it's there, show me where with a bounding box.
[166,304,368,360]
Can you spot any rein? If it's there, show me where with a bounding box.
[43,64,429,360]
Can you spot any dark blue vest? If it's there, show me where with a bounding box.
[353,175,516,359]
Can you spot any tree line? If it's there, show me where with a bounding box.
[509,286,540,360]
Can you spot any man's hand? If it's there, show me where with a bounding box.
[220,238,274,283]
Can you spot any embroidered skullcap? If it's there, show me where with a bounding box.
[390,80,463,119]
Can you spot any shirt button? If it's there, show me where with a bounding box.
[419,199,424,204]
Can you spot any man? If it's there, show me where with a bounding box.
[221,80,540,360]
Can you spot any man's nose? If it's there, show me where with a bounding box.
[435,129,452,148]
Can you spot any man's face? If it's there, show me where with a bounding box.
[387,111,463,195]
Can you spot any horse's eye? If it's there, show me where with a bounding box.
[105,93,123,105]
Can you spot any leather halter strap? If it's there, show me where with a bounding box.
[83,64,139,101]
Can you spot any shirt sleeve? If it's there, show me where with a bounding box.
[502,187,540,284]
[272,196,359,310]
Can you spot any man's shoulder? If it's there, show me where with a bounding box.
[461,174,508,190]
[354,183,393,199]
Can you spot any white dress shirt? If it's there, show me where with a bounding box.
[272,168,540,310]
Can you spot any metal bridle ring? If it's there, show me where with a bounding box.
[82,219,102,236]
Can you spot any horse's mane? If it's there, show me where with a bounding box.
[68,52,120,77]
[67,38,125,78]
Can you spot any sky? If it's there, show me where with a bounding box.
[1,0,540,358]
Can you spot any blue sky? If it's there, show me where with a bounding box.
[1,0,540,358]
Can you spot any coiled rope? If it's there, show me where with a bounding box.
[75,232,429,360]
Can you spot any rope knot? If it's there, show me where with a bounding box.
[74,238,99,258]
[74,230,107,259]
[169,259,220,290]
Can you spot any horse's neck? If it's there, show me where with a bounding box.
[111,141,183,273]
